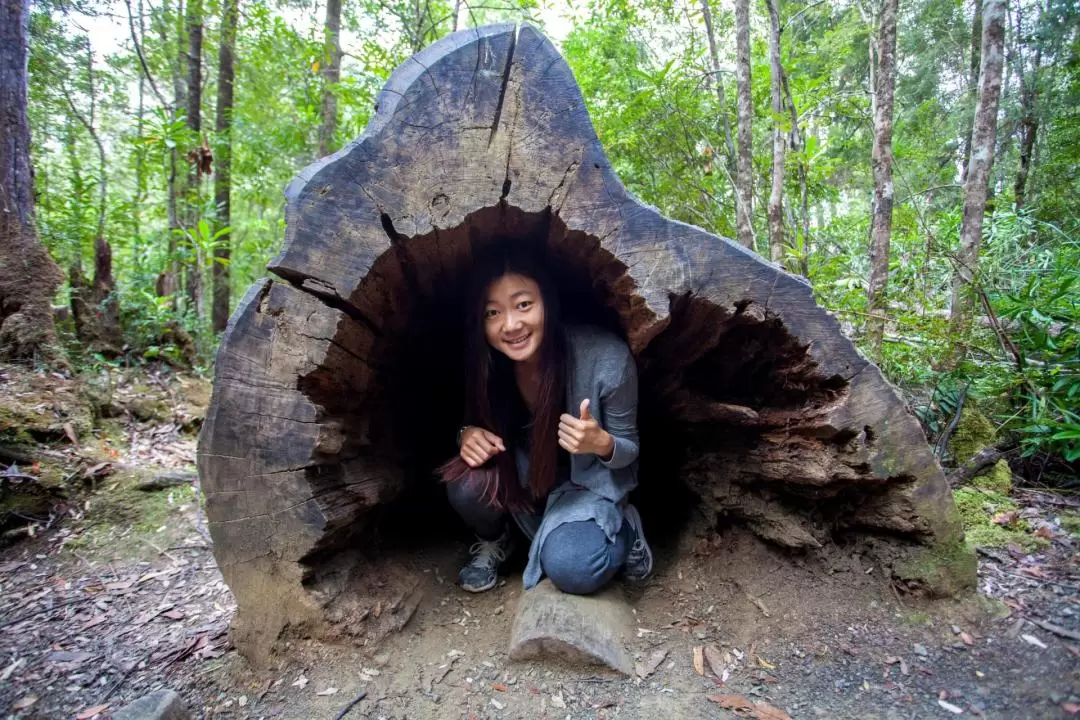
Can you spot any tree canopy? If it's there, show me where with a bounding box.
[11,0,1080,472]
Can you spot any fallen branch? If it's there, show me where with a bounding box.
[1029,619,1080,642]
[947,448,1005,488]
[935,382,970,460]
[332,690,368,720]
[0,597,92,630]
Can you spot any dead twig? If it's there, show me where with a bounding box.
[98,650,150,704]
[935,382,970,459]
[947,448,1007,488]
[332,690,368,720]
[0,596,92,630]
[1028,618,1080,642]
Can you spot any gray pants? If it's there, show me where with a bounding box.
[447,481,631,595]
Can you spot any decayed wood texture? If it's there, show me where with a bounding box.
[199,24,972,664]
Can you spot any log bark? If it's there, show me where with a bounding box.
[0,0,65,362]
[198,24,973,665]
[951,0,1006,336]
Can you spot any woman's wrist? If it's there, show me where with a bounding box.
[598,431,616,462]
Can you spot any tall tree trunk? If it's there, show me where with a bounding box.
[1012,2,1041,211]
[950,0,1006,337]
[184,0,204,319]
[133,0,146,270]
[700,0,735,166]
[64,42,122,355]
[779,70,808,275]
[0,0,65,362]
[961,0,982,183]
[733,0,755,250]
[213,0,238,333]
[155,0,184,300]
[318,0,342,158]
[765,0,786,264]
[865,0,899,357]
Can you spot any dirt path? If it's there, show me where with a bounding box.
[1,367,1077,719]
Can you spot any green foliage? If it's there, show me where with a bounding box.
[18,0,1080,474]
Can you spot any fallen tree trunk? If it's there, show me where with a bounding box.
[197,24,974,664]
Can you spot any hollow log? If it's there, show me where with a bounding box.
[197,24,974,664]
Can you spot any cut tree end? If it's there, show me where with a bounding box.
[197,23,973,665]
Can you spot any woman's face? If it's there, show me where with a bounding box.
[484,272,546,364]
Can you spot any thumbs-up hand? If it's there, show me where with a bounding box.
[559,399,615,458]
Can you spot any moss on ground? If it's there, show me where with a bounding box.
[894,536,978,596]
[62,467,200,559]
[1060,513,1080,537]
[970,460,1013,493]
[953,487,1048,551]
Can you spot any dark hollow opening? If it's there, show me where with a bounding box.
[289,203,921,620]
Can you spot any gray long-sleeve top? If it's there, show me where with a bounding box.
[516,324,641,589]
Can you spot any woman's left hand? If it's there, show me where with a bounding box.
[558,399,615,459]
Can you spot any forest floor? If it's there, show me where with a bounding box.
[0,363,1078,720]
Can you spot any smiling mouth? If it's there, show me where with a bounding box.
[504,333,531,349]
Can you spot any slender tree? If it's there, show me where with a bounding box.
[213,0,238,333]
[1012,1,1042,210]
[765,0,786,264]
[700,0,735,166]
[961,0,982,183]
[866,0,899,356]
[951,0,1007,335]
[733,0,755,250]
[63,41,121,354]
[153,0,183,300]
[318,0,342,158]
[0,0,65,361]
[184,0,204,317]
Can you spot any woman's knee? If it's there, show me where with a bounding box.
[446,480,505,538]
[540,521,619,595]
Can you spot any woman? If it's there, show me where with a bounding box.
[441,244,652,595]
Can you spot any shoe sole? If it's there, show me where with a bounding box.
[461,577,498,593]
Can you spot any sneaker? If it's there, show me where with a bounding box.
[459,529,514,593]
[622,503,654,582]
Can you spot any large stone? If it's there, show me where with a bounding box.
[508,579,635,675]
[112,689,190,720]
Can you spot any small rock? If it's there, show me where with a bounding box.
[912,644,928,657]
[1021,634,1047,649]
[372,653,390,667]
[490,698,505,710]
[113,689,190,720]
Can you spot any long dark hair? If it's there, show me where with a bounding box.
[439,243,568,511]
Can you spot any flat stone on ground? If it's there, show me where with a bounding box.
[112,689,190,720]
[508,579,635,675]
